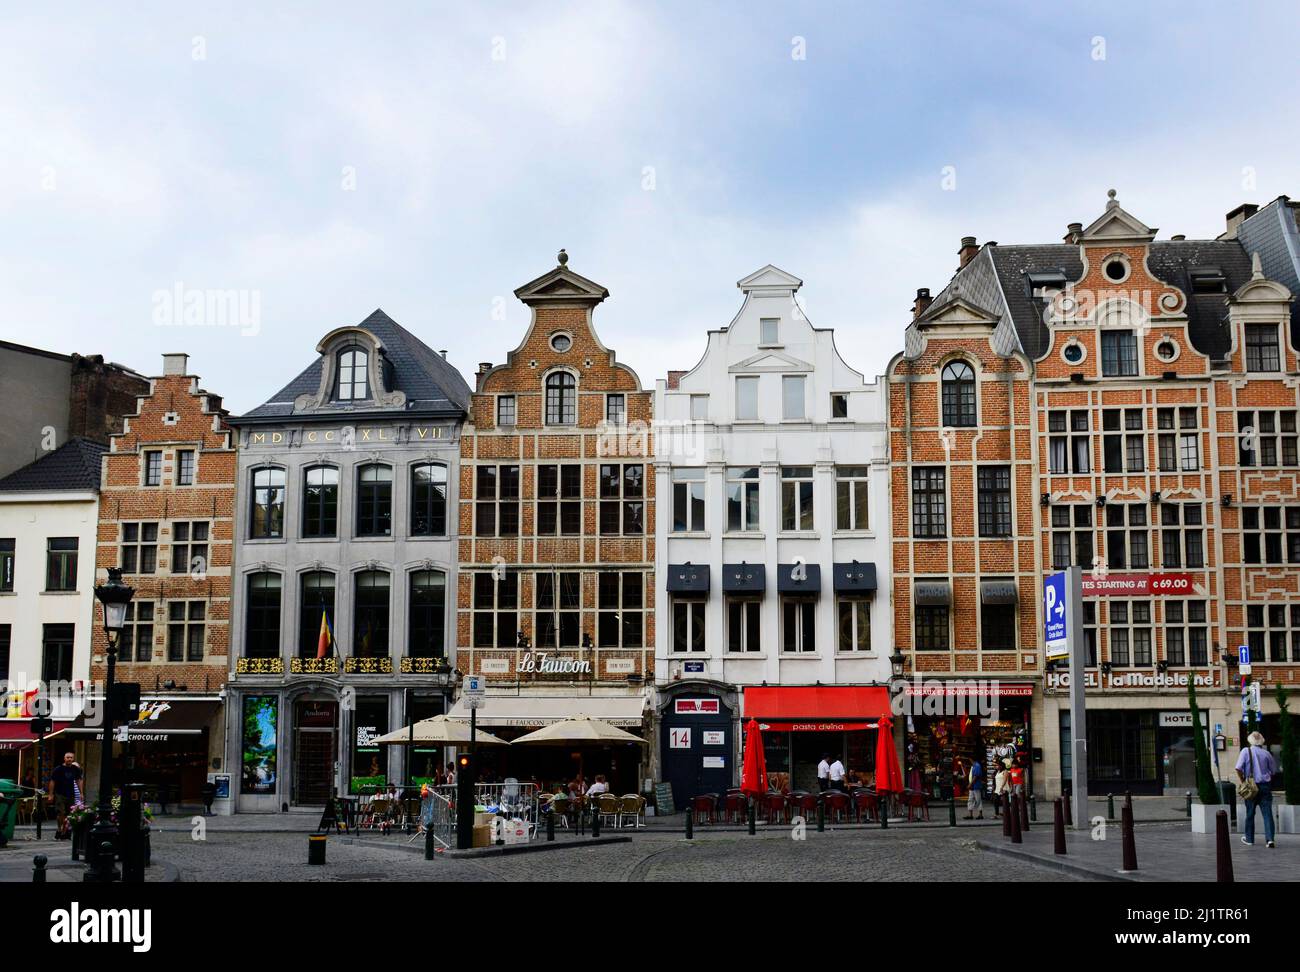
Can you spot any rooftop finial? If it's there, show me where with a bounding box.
[1251,251,1264,280]
[1106,188,1119,209]
[557,248,568,267]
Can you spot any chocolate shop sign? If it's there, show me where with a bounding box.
[1047,671,1214,689]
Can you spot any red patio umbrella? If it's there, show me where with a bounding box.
[874,713,904,794]
[740,718,768,799]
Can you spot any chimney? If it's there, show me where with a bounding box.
[1064,222,1083,244]
[958,236,979,269]
[439,349,448,359]
[476,361,492,391]
[666,370,687,390]
[1224,203,1259,239]
[162,353,189,376]
[912,288,933,320]
[1170,234,1186,241]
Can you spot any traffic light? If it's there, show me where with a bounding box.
[455,751,476,850]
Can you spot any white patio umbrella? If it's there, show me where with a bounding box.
[510,714,645,746]
[372,714,509,747]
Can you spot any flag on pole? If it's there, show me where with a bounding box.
[316,610,333,659]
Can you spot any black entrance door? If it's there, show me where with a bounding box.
[660,697,732,809]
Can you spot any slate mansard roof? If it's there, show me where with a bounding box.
[920,229,1276,364]
[238,309,472,421]
[0,437,108,493]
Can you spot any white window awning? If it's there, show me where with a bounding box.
[445,694,646,728]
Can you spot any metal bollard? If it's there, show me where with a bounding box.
[880,794,888,829]
[1186,791,1193,817]
[546,810,556,842]
[1052,799,1066,855]
[748,803,756,835]
[424,821,435,861]
[949,785,957,827]
[33,854,48,883]
[1120,802,1138,871]
[1002,796,1012,839]
[1029,794,1037,823]
[685,809,693,840]
[817,800,825,833]
[1019,791,1031,832]
[1063,790,1073,827]
[1107,793,1115,820]
[308,833,327,865]
[592,807,601,838]
[1010,796,1022,844]
[1215,810,1234,883]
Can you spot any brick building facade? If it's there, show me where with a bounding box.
[448,253,654,794]
[87,352,235,805]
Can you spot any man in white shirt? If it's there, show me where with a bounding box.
[828,757,846,792]
[816,755,831,792]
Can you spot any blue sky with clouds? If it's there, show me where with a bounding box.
[1,2,1297,412]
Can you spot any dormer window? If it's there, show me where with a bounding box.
[545,371,576,425]
[336,347,369,401]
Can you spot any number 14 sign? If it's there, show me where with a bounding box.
[669,728,692,749]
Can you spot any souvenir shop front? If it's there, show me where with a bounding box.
[903,682,1034,801]
[743,685,891,792]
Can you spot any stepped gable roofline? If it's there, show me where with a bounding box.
[0,437,109,493]
[234,308,470,423]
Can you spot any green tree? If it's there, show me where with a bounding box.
[1188,680,1217,804]
[1277,684,1300,805]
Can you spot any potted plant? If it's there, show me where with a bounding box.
[1277,684,1300,834]
[1187,681,1221,833]
[67,802,95,860]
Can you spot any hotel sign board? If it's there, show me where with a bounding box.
[1081,572,1194,597]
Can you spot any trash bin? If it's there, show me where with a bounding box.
[0,779,21,846]
[1217,781,1237,826]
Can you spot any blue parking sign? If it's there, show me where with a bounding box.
[1044,572,1069,661]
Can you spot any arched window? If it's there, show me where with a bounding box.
[941,360,976,427]
[408,570,446,658]
[356,464,393,537]
[250,467,286,538]
[336,347,369,401]
[544,371,576,425]
[354,570,390,658]
[410,463,448,536]
[245,572,282,659]
[299,571,336,658]
[302,466,339,538]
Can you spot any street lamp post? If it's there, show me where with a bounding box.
[86,567,134,883]
[886,650,906,822]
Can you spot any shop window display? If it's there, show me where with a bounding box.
[906,706,1030,800]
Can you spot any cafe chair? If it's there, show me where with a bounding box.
[853,790,878,823]
[722,792,747,824]
[904,791,930,822]
[597,793,621,829]
[691,793,717,825]
[618,794,644,829]
[549,796,571,828]
[764,791,788,825]
[822,790,851,824]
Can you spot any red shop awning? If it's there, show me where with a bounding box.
[0,720,71,751]
[743,686,891,732]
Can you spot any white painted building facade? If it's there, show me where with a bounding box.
[652,266,892,798]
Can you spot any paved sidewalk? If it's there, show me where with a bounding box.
[978,820,1297,882]
[0,835,179,882]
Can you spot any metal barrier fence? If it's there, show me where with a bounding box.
[417,790,454,849]
[435,782,540,838]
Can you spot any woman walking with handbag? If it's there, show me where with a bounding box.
[1235,731,1278,848]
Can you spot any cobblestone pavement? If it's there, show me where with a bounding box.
[134,827,1082,882]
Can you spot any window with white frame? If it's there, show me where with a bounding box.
[606,393,626,425]
[1107,600,1152,666]
[760,318,779,345]
[1048,410,1091,474]
[1159,503,1204,568]
[735,376,759,420]
[1156,407,1199,471]
[537,464,581,536]
[472,572,517,648]
[781,597,816,653]
[599,464,644,536]
[976,466,1011,537]
[121,523,158,575]
[726,467,760,532]
[781,466,814,531]
[1245,324,1281,372]
[1238,410,1298,467]
[782,376,806,420]
[1101,330,1139,376]
[672,598,706,653]
[177,449,196,486]
[690,395,709,421]
[672,468,706,533]
[597,571,643,647]
[1051,504,1093,569]
[837,596,870,652]
[143,450,163,486]
[1247,603,1300,663]
[336,347,369,400]
[1102,408,1145,473]
[496,395,516,426]
[172,521,209,575]
[1163,600,1208,667]
[1242,506,1300,565]
[911,467,946,538]
[544,372,576,425]
[727,598,761,652]
[1105,503,1149,570]
[835,466,869,531]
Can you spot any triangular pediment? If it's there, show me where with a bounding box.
[737,264,803,294]
[514,263,609,306]
[728,349,814,373]
[1080,190,1157,245]
[916,295,1001,328]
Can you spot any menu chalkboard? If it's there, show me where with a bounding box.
[654,782,675,816]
